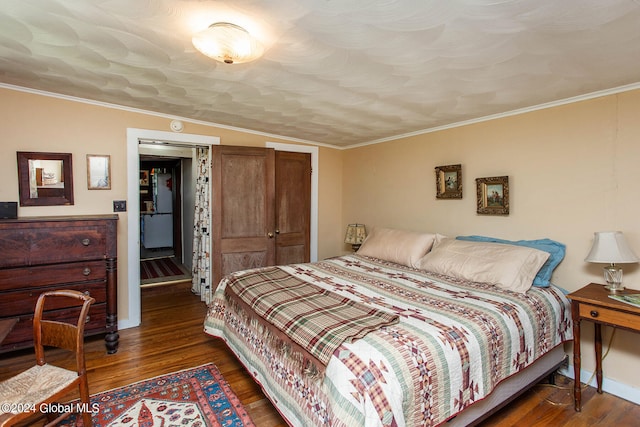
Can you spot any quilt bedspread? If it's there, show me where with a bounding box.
[224,266,400,377]
[204,255,572,427]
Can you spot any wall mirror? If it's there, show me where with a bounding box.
[17,151,74,206]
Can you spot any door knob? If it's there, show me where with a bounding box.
[268,232,274,238]
[275,229,280,234]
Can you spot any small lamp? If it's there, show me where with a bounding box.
[344,223,367,251]
[585,231,639,291]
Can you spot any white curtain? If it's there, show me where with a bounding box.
[191,146,212,303]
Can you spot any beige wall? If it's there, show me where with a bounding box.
[0,86,343,327]
[317,146,344,257]
[343,89,640,397]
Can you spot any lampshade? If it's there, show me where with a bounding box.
[584,231,639,264]
[192,22,264,64]
[344,223,367,251]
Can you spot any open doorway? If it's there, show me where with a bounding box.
[124,129,219,330]
[138,155,191,287]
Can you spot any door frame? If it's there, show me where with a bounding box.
[266,142,318,263]
[123,128,219,330]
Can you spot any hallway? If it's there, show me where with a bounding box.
[140,255,191,287]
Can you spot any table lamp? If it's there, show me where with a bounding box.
[344,223,367,251]
[584,231,639,291]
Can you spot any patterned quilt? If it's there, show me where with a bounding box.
[204,255,572,427]
[224,266,399,377]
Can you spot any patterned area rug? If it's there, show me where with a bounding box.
[140,256,191,285]
[61,363,254,426]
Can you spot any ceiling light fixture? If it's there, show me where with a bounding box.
[192,22,264,64]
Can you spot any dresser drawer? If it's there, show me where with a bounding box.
[0,282,106,317]
[30,228,106,264]
[578,303,640,331]
[0,303,107,352]
[0,227,106,268]
[0,229,30,267]
[0,260,106,291]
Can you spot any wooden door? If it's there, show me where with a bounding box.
[211,146,275,285]
[275,151,311,265]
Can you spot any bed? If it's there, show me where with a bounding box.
[204,230,572,426]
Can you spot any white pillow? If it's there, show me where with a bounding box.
[417,238,549,293]
[357,227,437,268]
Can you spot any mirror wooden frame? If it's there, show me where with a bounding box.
[17,151,74,206]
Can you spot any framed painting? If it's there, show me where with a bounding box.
[140,170,150,186]
[86,154,111,190]
[435,164,462,199]
[476,176,509,215]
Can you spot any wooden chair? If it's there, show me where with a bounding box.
[0,290,95,427]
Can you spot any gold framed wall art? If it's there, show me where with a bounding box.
[435,164,462,199]
[476,175,509,215]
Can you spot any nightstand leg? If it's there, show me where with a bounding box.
[572,302,582,411]
[594,323,603,393]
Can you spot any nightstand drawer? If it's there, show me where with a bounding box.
[578,303,640,331]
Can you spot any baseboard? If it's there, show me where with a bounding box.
[558,365,640,405]
[119,318,139,330]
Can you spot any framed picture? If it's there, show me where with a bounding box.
[476,176,509,215]
[435,164,462,199]
[140,170,150,186]
[86,154,111,190]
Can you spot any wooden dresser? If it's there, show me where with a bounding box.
[0,215,119,354]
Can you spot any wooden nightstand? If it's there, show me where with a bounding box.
[567,283,640,411]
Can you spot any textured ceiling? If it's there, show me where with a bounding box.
[1,0,640,148]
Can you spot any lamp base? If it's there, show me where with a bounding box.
[603,264,624,292]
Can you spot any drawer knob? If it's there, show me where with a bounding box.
[81,238,91,246]
[590,310,599,318]
[83,267,91,276]
[83,290,91,297]
[85,315,90,324]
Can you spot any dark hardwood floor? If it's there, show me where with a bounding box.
[1,284,638,426]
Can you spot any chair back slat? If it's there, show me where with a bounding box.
[33,290,94,367]
[40,320,78,351]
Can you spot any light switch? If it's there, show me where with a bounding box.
[113,200,127,212]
